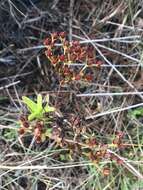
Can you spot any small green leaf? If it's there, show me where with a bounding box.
[46,94,49,104]
[130,107,143,118]
[44,105,55,112]
[28,113,37,121]
[22,96,37,113]
[37,94,43,110]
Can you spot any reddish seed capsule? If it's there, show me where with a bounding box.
[72,41,80,47]
[74,74,81,81]
[85,74,93,81]
[59,54,65,62]
[81,46,86,52]
[70,54,77,61]
[45,50,52,57]
[116,158,124,165]
[74,46,81,53]
[103,167,110,176]
[88,138,98,147]
[52,32,58,39]
[68,46,74,53]
[95,151,102,157]
[19,115,27,122]
[63,66,70,76]
[59,32,66,38]
[87,59,94,65]
[19,115,29,128]
[51,58,58,65]
[112,138,120,145]
[34,127,41,138]
[63,40,70,47]
[18,128,25,135]
[104,152,112,159]
[23,121,29,128]
[95,60,103,67]
[116,131,124,138]
[36,121,43,130]
[44,38,51,46]
[78,53,85,61]
[87,51,94,58]
[36,136,42,143]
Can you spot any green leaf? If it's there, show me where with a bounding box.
[22,96,37,113]
[22,94,55,121]
[28,113,37,121]
[37,94,43,110]
[44,105,55,112]
[46,94,49,104]
[130,107,143,118]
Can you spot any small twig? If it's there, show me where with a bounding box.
[69,0,74,42]
[86,102,143,120]
[95,42,140,63]
[0,81,20,91]
[18,35,141,53]
[0,124,17,130]
[77,91,143,97]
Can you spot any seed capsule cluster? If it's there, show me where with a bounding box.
[18,115,29,135]
[44,32,102,84]
[34,121,44,143]
[86,133,125,175]
[18,115,44,143]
